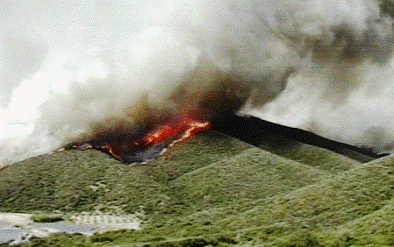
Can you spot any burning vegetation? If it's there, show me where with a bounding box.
[65,117,210,164]
[102,119,210,164]
[64,61,251,164]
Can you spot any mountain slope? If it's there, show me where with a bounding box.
[0,123,393,246]
[171,147,328,209]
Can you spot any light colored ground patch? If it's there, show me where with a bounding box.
[68,211,143,232]
[0,211,143,245]
[0,213,33,227]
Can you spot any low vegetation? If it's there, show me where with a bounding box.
[31,214,64,223]
[1,131,393,246]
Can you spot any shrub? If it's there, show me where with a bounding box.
[31,214,64,223]
[90,234,113,242]
[278,231,323,247]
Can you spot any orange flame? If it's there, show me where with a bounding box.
[144,119,210,147]
[98,118,210,163]
[166,121,210,150]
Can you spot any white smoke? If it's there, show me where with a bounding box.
[241,0,394,153]
[1,0,394,166]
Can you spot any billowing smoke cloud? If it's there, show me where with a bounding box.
[241,0,394,153]
[1,0,394,167]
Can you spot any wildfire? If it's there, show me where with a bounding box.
[144,120,210,148]
[166,121,211,149]
[93,119,210,164]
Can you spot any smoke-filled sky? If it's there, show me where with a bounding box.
[1,0,394,166]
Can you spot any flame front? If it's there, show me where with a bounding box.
[145,120,210,147]
[96,119,210,164]
[166,121,210,150]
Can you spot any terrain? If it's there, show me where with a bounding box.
[0,116,393,246]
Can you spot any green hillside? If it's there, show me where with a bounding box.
[0,130,393,246]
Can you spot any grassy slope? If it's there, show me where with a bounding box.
[213,155,394,237]
[171,147,328,209]
[270,144,361,173]
[0,131,394,246]
[0,132,252,214]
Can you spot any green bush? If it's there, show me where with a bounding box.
[31,214,64,223]
[178,238,211,247]
[216,236,237,244]
[22,233,91,247]
[90,234,114,243]
[331,232,356,247]
[278,231,323,247]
